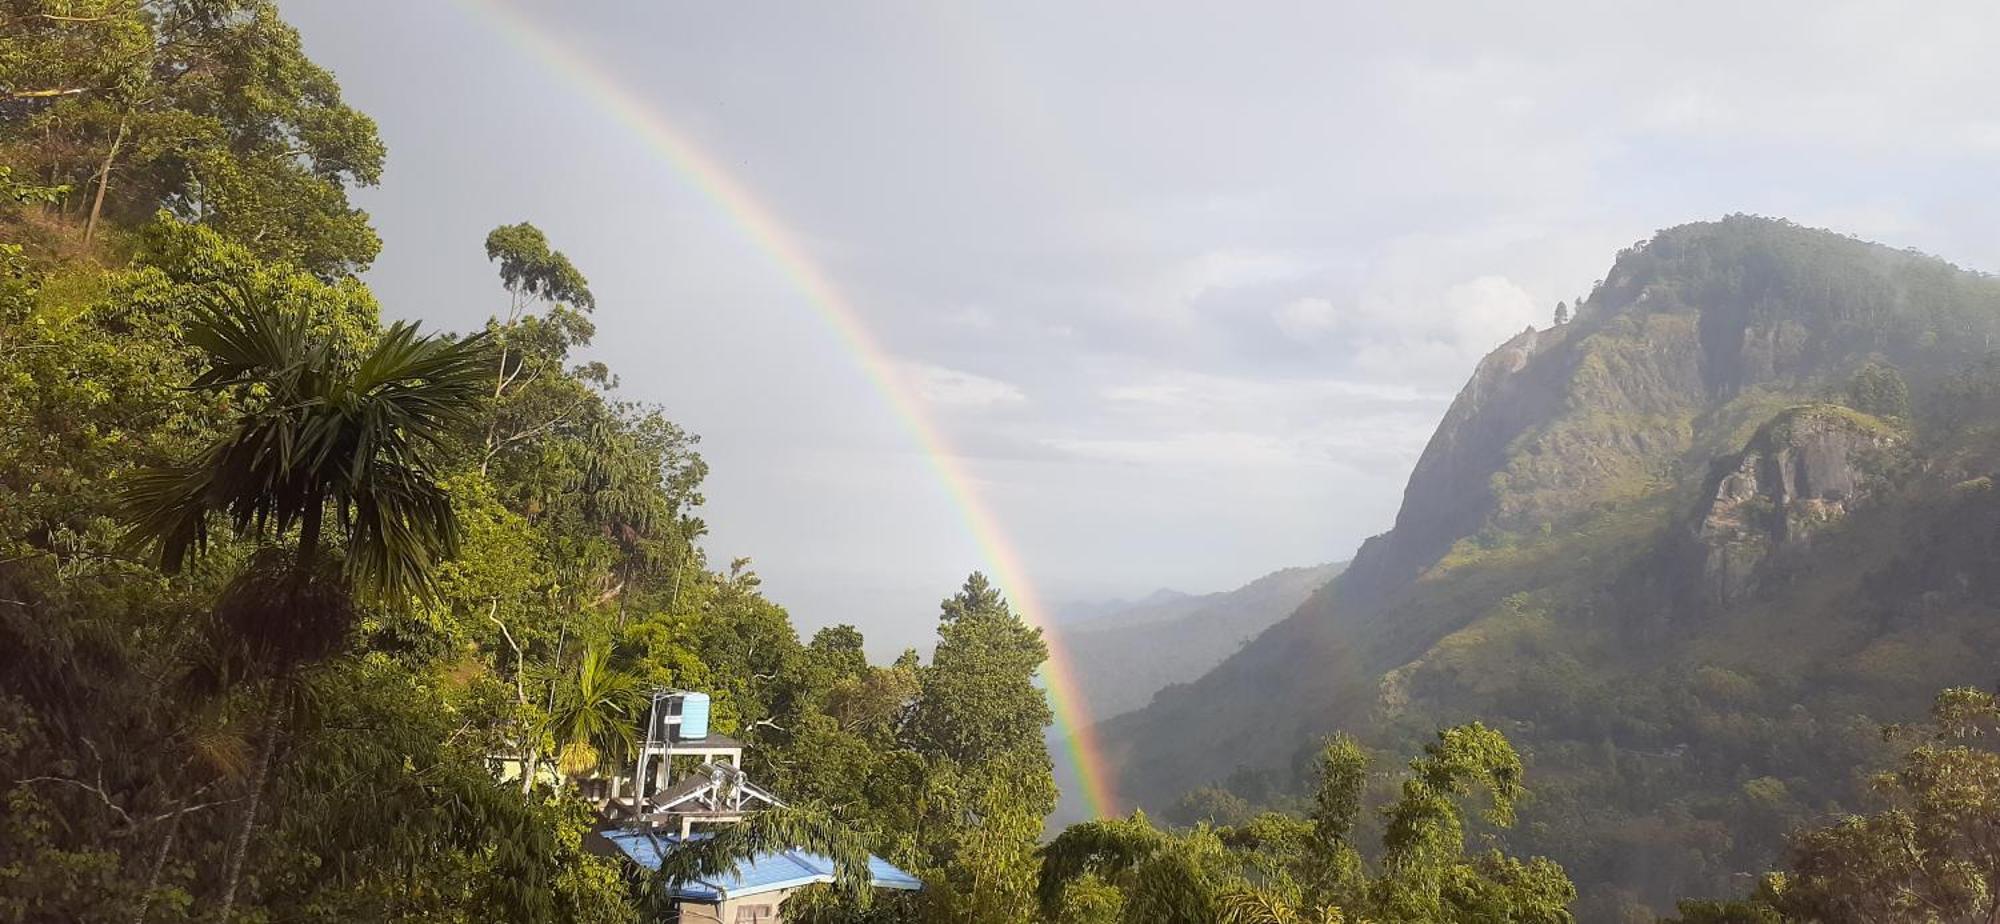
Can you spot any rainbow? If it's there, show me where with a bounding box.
[452,1,1118,819]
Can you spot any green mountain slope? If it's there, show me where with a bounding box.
[1099,215,2000,920]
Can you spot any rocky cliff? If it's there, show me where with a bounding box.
[1686,404,1903,606]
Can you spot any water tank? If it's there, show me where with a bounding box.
[678,692,710,740]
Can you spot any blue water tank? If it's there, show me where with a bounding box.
[679,692,710,740]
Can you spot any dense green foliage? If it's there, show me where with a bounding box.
[1662,688,2000,924]
[0,6,1076,922]
[2,0,385,272]
[1038,727,1573,924]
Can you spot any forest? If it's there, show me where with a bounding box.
[6,3,2000,924]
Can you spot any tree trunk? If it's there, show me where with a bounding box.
[214,692,283,923]
[546,618,567,712]
[296,502,324,566]
[481,333,512,476]
[133,812,178,924]
[83,113,129,246]
[520,743,539,796]
[485,602,539,796]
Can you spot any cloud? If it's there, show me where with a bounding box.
[1042,417,1440,473]
[1171,249,1308,300]
[1123,248,1314,328]
[944,306,997,331]
[1099,371,1446,410]
[899,363,1027,408]
[1273,297,1339,341]
[1055,370,1451,481]
[1260,270,1549,385]
[1043,431,1301,468]
[1101,381,1191,405]
[1442,275,1543,353]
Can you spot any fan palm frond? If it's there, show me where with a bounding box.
[120,285,491,603]
[543,645,642,776]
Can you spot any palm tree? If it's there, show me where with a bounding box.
[542,643,642,788]
[120,284,489,922]
[122,287,489,597]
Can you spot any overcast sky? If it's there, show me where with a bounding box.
[282,1,2000,656]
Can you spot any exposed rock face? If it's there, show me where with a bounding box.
[1690,405,1901,605]
[1336,326,1567,613]
[1339,305,1710,614]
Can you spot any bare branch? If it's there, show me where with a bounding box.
[21,775,135,827]
[485,599,528,706]
[482,396,591,464]
[5,87,93,100]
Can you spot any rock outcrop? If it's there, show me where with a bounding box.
[1689,404,1901,605]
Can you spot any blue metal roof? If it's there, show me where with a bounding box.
[601,830,922,901]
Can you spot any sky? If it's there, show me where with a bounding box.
[281,1,2000,657]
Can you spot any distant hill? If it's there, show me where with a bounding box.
[1053,587,1202,633]
[1099,216,2000,919]
[1044,562,1342,829]
[1055,563,1344,724]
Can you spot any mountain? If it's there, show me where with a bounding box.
[1099,216,2000,920]
[1058,563,1345,723]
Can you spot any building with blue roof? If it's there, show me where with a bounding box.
[602,830,921,904]
[601,691,920,922]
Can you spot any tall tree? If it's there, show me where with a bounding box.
[1847,360,1911,419]
[0,0,386,273]
[903,573,1059,924]
[906,573,1054,769]
[1303,735,1369,909]
[1371,724,1565,923]
[479,221,597,474]
[118,287,489,920]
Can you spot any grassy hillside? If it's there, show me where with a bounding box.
[1099,215,2000,921]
